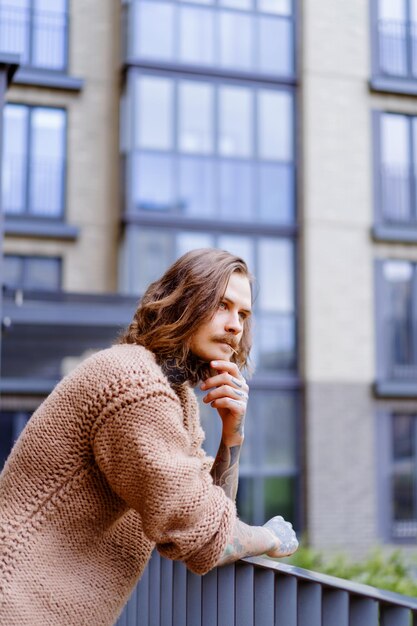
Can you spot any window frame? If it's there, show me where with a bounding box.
[2,254,63,291]
[2,102,68,223]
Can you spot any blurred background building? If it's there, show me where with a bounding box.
[0,0,416,559]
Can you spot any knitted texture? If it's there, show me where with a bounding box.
[0,345,236,626]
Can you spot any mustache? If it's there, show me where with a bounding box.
[212,335,239,353]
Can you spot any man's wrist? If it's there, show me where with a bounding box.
[221,432,244,447]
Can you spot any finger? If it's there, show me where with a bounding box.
[201,372,248,393]
[203,385,248,404]
[209,397,246,413]
[210,360,245,380]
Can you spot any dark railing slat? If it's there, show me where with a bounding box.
[235,563,255,626]
[380,605,411,626]
[186,571,202,626]
[275,575,297,626]
[297,582,322,626]
[349,596,379,626]
[172,560,187,626]
[125,578,138,626]
[135,564,149,626]
[322,589,349,626]
[149,551,161,626]
[254,569,275,626]
[218,564,235,626]
[202,566,218,626]
[160,557,173,626]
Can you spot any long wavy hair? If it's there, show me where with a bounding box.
[118,248,253,384]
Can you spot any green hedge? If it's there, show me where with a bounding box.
[276,543,417,598]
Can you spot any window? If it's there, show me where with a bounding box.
[0,412,30,469]
[375,259,417,384]
[122,228,297,374]
[126,73,295,225]
[200,389,300,526]
[2,104,67,219]
[374,111,417,230]
[373,0,417,81]
[3,255,62,290]
[0,0,68,71]
[125,0,295,78]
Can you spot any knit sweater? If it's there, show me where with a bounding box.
[0,344,236,626]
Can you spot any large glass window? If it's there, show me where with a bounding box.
[380,260,417,380]
[376,112,417,227]
[0,0,68,71]
[127,0,295,78]
[128,73,295,225]
[3,255,62,291]
[2,104,67,219]
[122,228,297,374]
[390,413,417,539]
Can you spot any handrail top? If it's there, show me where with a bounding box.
[242,556,417,610]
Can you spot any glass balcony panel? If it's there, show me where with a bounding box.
[217,234,254,270]
[258,162,294,224]
[178,156,216,217]
[263,476,296,522]
[3,256,22,289]
[218,160,253,221]
[258,0,291,16]
[129,229,173,294]
[380,114,411,224]
[179,81,214,154]
[258,16,293,76]
[256,391,297,467]
[135,76,173,150]
[258,89,293,161]
[378,19,407,76]
[219,86,253,157]
[392,470,415,521]
[32,0,67,70]
[255,312,296,371]
[25,257,61,290]
[219,0,251,11]
[236,477,256,524]
[135,1,174,60]
[2,105,28,215]
[179,6,214,65]
[176,232,213,257]
[30,108,66,217]
[0,1,30,63]
[393,414,414,460]
[219,12,253,71]
[134,153,175,211]
[258,238,294,313]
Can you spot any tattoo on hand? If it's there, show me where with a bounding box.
[231,377,243,388]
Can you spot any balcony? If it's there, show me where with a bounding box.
[116,551,417,625]
[373,165,417,243]
[0,3,68,72]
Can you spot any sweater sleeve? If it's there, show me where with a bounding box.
[92,382,236,575]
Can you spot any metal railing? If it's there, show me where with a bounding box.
[116,551,417,625]
[0,4,68,71]
[378,19,417,79]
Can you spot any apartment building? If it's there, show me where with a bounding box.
[1,0,416,561]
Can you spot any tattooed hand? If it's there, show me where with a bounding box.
[263,516,299,558]
[200,359,248,445]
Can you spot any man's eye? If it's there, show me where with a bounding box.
[219,302,227,310]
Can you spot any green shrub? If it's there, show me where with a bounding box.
[275,544,417,598]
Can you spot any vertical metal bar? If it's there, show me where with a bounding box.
[125,584,138,626]
[172,560,187,626]
[202,567,218,626]
[217,564,235,626]
[254,568,274,626]
[380,605,410,626]
[136,564,150,626]
[160,556,174,626]
[235,563,254,626]
[149,551,161,626]
[297,582,321,626]
[322,589,349,626]
[187,571,202,626]
[274,575,297,626]
[349,596,379,626]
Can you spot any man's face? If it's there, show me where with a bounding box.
[189,271,252,362]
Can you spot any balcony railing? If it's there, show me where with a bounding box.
[378,19,417,79]
[0,4,68,72]
[116,551,417,625]
[379,165,417,228]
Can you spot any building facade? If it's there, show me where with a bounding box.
[1,0,416,560]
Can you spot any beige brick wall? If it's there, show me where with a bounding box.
[4,0,121,294]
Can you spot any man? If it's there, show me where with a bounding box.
[0,248,298,626]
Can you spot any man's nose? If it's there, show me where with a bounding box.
[225,312,242,334]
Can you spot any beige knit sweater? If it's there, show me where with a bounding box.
[0,344,236,626]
